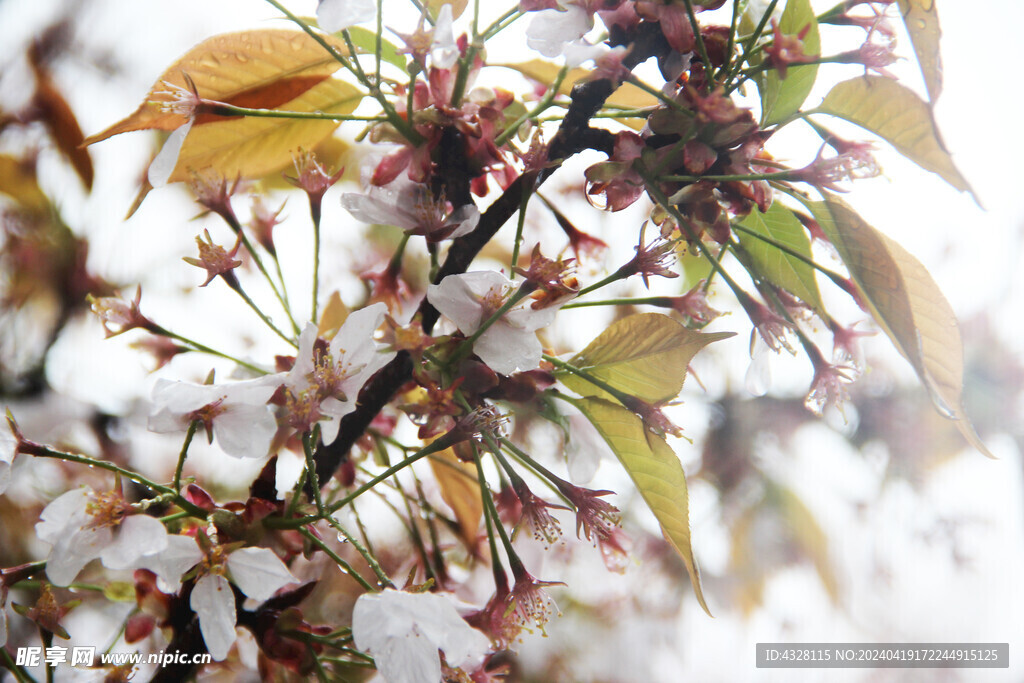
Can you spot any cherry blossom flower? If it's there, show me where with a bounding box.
[764,19,817,79]
[191,545,298,661]
[148,376,279,459]
[35,487,170,587]
[88,286,159,338]
[182,229,242,287]
[135,534,205,593]
[804,344,854,417]
[788,144,881,192]
[507,564,560,633]
[526,4,594,59]
[317,0,376,33]
[0,415,19,495]
[512,480,566,548]
[342,175,479,243]
[352,589,491,683]
[278,303,395,442]
[427,272,561,375]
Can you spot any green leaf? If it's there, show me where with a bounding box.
[818,76,976,200]
[737,202,824,311]
[572,396,710,615]
[344,26,407,71]
[810,196,991,457]
[560,313,733,404]
[897,0,942,103]
[759,0,820,126]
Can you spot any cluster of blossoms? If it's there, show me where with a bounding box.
[0,0,952,680]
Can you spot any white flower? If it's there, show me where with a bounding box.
[191,547,298,661]
[430,4,458,69]
[148,376,279,459]
[36,488,169,587]
[342,175,479,243]
[0,416,17,495]
[281,303,395,442]
[317,0,376,33]
[427,271,560,375]
[353,589,490,683]
[135,534,204,593]
[526,4,594,59]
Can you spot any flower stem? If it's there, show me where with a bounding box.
[20,441,207,518]
[151,326,267,374]
[298,527,375,592]
[230,280,298,348]
[173,421,198,493]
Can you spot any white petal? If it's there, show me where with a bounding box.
[443,204,480,240]
[226,547,296,602]
[474,323,542,375]
[0,420,16,496]
[36,488,91,545]
[46,526,111,586]
[341,191,414,230]
[136,535,203,593]
[353,590,489,681]
[526,5,592,58]
[430,4,458,69]
[148,120,192,188]
[427,271,511,334]
[100,515,169,570]
[317,0,376,33]
[376,631,442,683]
[192,574,237,661]
[213,404,277,459]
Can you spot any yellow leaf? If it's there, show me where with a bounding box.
[811,197,992,458]
[428,447,482,548]
[818,76,976,201]
[561,312,733,404]
[318,292,350,339]
[424,0,469,20]
[766,480,838,605]
[573,397,710,615]
[164,77,362,183]
[897,0,942,103]
[85,29,350,145]
[0,155,48,212]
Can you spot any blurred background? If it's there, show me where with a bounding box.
[0,1,1021,681]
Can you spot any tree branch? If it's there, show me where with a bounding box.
[310,21,670,489]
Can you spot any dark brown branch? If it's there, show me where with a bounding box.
[310,21,671,489]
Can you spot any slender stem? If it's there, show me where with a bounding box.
[681,0,714,84]
[154,326,268,375]
[298,527,375,592]
[481,8,522,41]
[0,648,37,683]
[729,221,850,286]
[624,75,694,117]
[231,281,298,347]
[717,0,742,83]
[541,354,638,408]
[472,444,517,562]
[326,439,449,515]
[193,102,388,122]
[450,285,533,363]
[173,421,198,493]
[562,296,678,309]
[262,0,423,144]
[303,432,327,517]
[311,213,322,324]
[494,64,569,147]
[724,0,779,91]
[21,442,207,518]
[271,254,300,335]
[329,514,393,588]
[509,179,532,279]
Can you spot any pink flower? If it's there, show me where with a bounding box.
[615,223,679,288]
[512,481,566,548]
[804,344,854,417]
[507,565,561,634]
[664,280,722,325]
[763,19,818,79]
[342,175,479,243]
[788,145,881,192]
[584,131,645,211]
[182,229,242,287]
[427,272,561,375]
[736,290,794,354]
[88,286,158,338]
[36,487,170,587]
